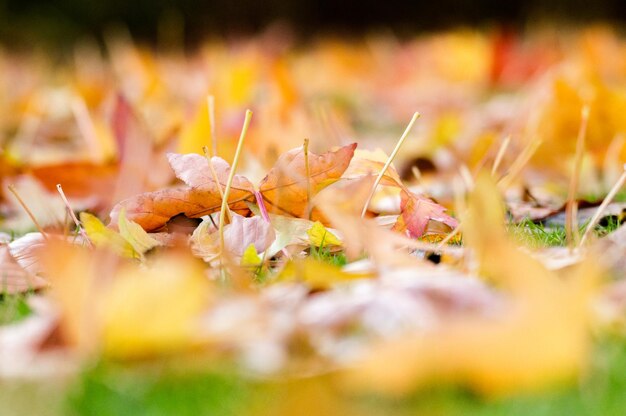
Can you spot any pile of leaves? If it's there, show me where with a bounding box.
[3,26,626,415]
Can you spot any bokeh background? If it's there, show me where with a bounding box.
[1,0,626,48]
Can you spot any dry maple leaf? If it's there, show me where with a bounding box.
[392,190,458,238]
[110,154,254,231]
[258,142,357,220]
[111,143,357,231]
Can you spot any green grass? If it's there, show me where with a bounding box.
[508,217,622,248]
[0,293,33,325]
[582,190,626,203]
[53,337,626,415]
[67,361,252,416]
[309,245,348,267]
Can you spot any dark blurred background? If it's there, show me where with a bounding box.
[0,0,625,48]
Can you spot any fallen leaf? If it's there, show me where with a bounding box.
[111,143,357,231]
[257,143,357,220]
[101,252,211,358]
[392,190,458,239]
[117,208,162,255]
[191,213,275,261]
[110,154,254,231]
[81,212,135,258]
[307,221,342,247]
[277,257,372,290]
[241,244,262,267]
[0,245,47,294]
[223,214,276,257]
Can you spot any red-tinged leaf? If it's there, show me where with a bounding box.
[393,190,458,239]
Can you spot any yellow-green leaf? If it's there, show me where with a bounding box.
[80,212,135,258]
[241,243,262,267]
[118,208,162,255]
[277,257,371,290]
[307,221,342,248]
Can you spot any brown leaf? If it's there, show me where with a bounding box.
[111,154,255,231]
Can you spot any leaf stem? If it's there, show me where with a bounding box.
[219,110,252,255]
[361,111,420,217]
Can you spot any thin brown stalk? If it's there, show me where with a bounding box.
[580,164,626,246]
[565,105,590,248]
[56,184,93,247]
[303,138,312,220]
[7,185,48,239]
[497,137,543,190]
[491,135,511,177]
[361,112,420,217]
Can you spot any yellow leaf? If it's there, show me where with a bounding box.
[241,243,262,267]
[278,257,370,290]
[307,221,342,248]
[80,212,135,258]
[177,99,212,154]
[118,207,161,255]
[101,253,211,358]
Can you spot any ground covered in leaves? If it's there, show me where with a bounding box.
[3,26,626,415]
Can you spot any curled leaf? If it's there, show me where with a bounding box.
[81,212,135,257]
[392,190,458,239]
[117,208,162,255]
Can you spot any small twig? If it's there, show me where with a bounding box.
[219,110,253,254]
[303,138,312,220]
[437,224,461,248]
[7,185,48,239]
[498,137,543,190]
[56,184,93,248]
[491,135,511,177]
[361,111,420,217]
[580,164,626,246]
[565,105,590,248]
